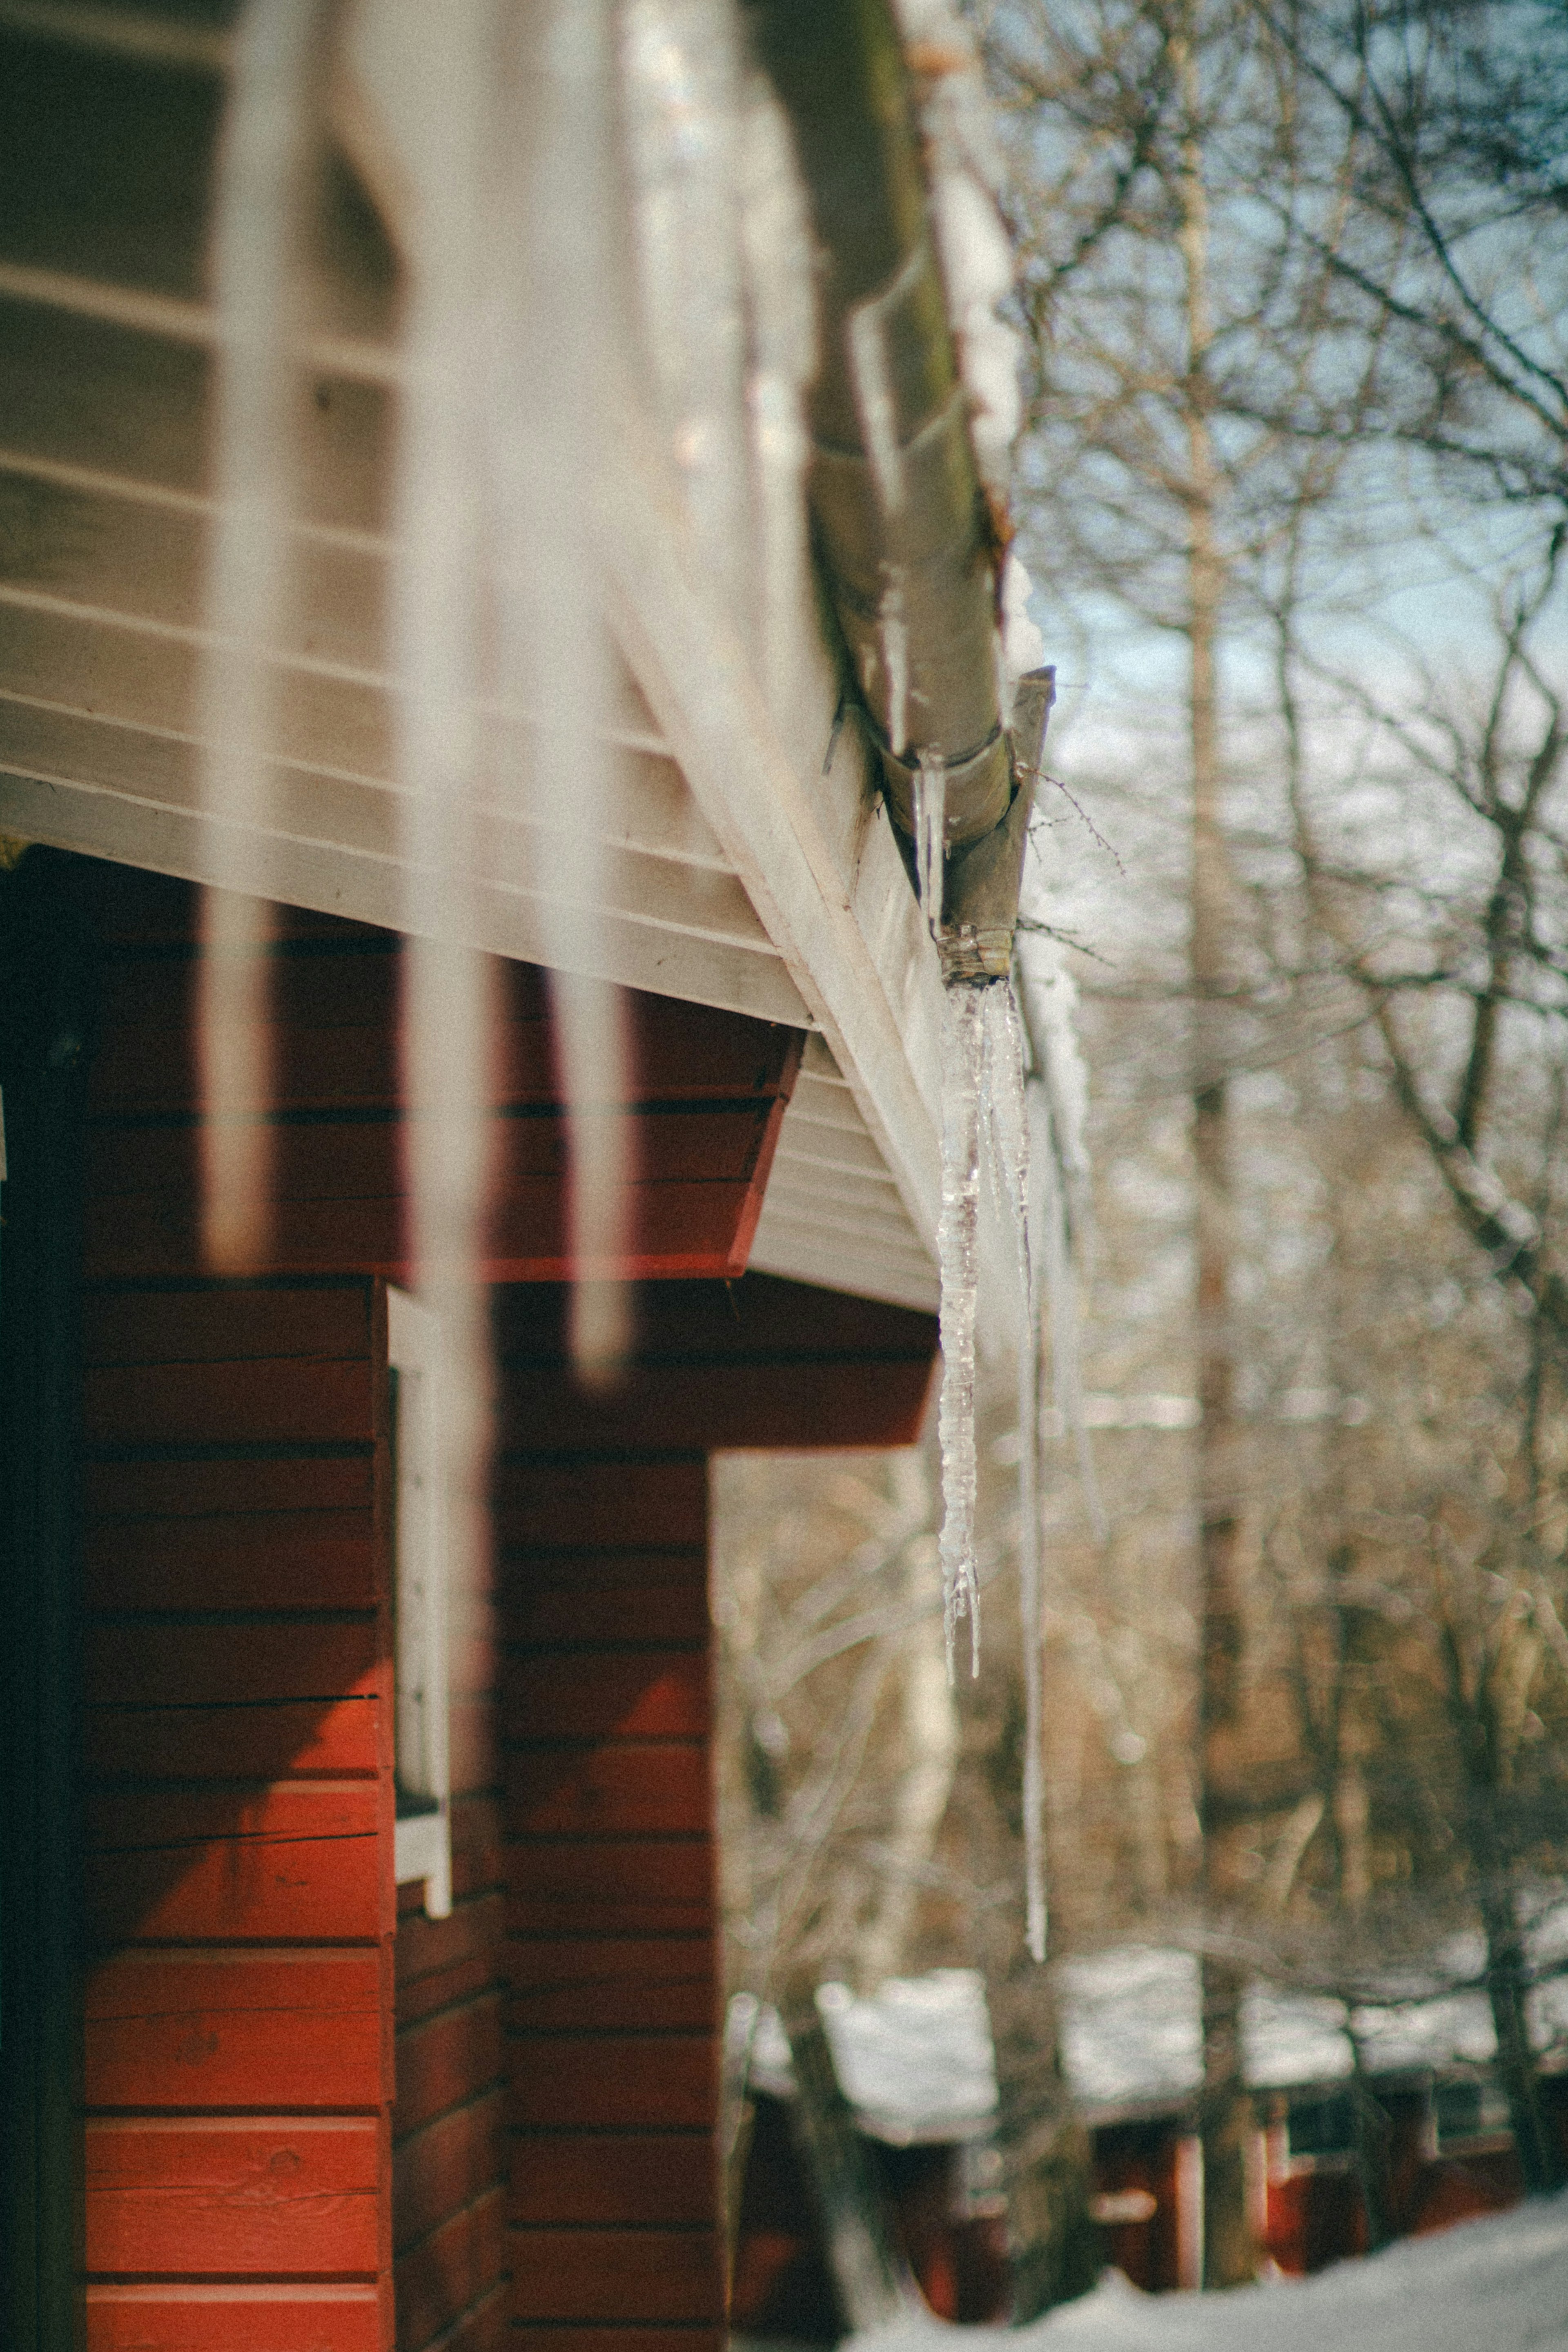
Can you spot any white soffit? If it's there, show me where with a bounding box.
[0,0,945,1310]
[748,1037,940,1314]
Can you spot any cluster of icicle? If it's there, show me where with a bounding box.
[194,0,816,1621]
[195,0,1092,1974]
[931,970,1052,1958]
[913,554,1095,1965]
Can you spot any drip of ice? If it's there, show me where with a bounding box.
[1016,858,1106,1539]
[386,2,496,1652]
[981,979,1047,1961]
[934,963,1055,1951]
[937,980,986,1676]
[495,0,634,1388]
[197,0,325,1270]
[913,751,947,941]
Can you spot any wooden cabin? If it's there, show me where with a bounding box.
[0,3,1048,2347]
[1,849,942,2352]
[723,1957,1568,2325]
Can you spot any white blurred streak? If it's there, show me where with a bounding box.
[624,0,748,615]
[389,1,495,1622]
[736,69,816,733]
[492,0,633,1390]
[550,969,636,1389]
[197,0,323,1271]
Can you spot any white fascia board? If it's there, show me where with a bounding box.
[601,406,944,1262]
[604,402,1022,1343]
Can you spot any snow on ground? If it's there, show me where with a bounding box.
[846,2190,1568,2351]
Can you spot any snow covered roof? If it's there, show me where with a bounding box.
[737,1928,1568,2140]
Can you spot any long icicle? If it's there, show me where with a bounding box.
[197,0,323,1272]
[984,980,1047,1961]
[391,1,495,1693]
[495,0,634,1390]
[937,980,985,1676]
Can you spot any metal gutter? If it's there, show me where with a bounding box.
[744,0,1049,981]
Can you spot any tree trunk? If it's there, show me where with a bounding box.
[776,1977,911,2332]
[1176,16,1256,2286]
[1477,1868,1565,2194]
[966,1681,1100,2318]
[986,1929,1102,2318]
[1445,1636,1566,2197]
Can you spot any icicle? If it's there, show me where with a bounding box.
[879,577,911,758]
[549,970,636,1389]
[913,751,947,941]
[388,0,496,1666]
[492,0,634,1390]
[981,981,1047,1957]
[937,980,986,1677]
[1016,857,1107,1540]
[197,0,324,1271]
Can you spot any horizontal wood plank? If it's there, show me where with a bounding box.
[508,2134,717,2228]
[87,1695,381,1781]
[392,2088,506,2252]
[502,1570,708,1650]
[85,2117,381,2275]
[87,1781,384,1944]
[83,1284,373,1367]
[505,1938,714,2037]
[85,2283,387,2352]
[506,1824,708,1900]
[393,2185,507,2350]
[491,1462,706,1550]
[85,1453,374,1520]
[84,1182,761,1283]
[497,1355,937,1454]
[501,1656,707,1743]
[393,1998,504,2143]
[395,1893,506,2003]
[87,1107,775,1204]
[394,1947,499,2036]
[506,1746,709,1839]
[84,1355,375,1447]
[86,1621,382,1710]
[507,2227,721,2325]
[506,2037,716,2133]
[85,1951,386,2110]
[85,1515,377,1613]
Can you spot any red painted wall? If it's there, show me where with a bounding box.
[500,1449,725,2352]
[61,855,938,2350]
[489,1281,936,2352]
[86,867,800,1285]
[80,1277,396,2352]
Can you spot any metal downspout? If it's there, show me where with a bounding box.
[743,0,1050,980]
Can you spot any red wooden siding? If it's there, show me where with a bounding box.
[492,1277,938,2352]
[501,1451,725,2352]
[62,855,938,2352]
[86,864,802,1284]
[80,1275,396,2352]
